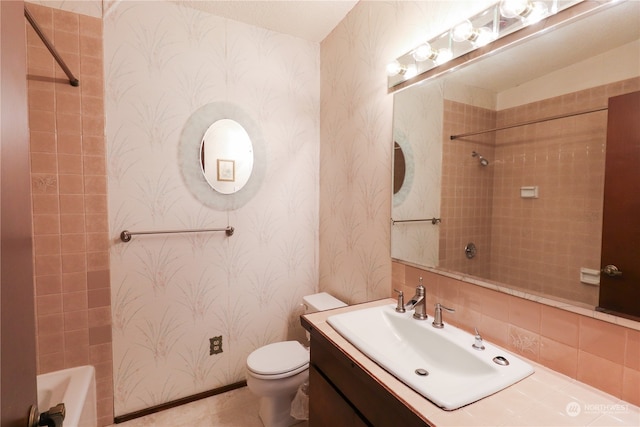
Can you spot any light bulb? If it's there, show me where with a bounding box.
[522,1,548,24]
[451,20,474,42]
[434,48,453,65]
[404,64,418,79]
[386,60,406,77]
[412,43,433,62]
[473,27,497,47]
[499,0,531,19]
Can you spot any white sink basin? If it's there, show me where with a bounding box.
[327,304,534,410]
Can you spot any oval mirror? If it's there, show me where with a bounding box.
[200,119,254,194]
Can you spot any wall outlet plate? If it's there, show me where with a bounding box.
[209,336,223,355]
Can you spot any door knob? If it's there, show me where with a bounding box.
[601,265,623,277]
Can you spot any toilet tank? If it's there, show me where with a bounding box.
[303,292,347,313]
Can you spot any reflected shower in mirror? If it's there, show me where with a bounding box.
[391,0,640,314]
[471,151,489,167]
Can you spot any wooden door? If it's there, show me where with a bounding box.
[598,91,640,319]
[1,1,39,426]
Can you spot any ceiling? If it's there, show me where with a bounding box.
[177,0,359,43]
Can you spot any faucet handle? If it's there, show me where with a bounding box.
[432,303,455,328]
[472,327,485,350]
[436,303,455,313]
[393,289,406,313]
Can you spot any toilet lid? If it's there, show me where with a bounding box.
[247,341,309,376]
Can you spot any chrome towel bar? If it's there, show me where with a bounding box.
[120,226,234,242]
[391,218,441,225]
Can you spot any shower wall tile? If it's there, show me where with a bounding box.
[63,272,86,292]
[491,78,639,306]
[27,3,113,425]
[37,275,63,295]
[440,100,496,277]
[439,78,639,307]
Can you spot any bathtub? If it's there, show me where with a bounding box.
[37,365,97,427]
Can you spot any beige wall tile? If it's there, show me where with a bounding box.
[540,305,579,347]
[539,336,578,378]
[622,367,640,406]
[579,316,626,365]
[577,350,623,397]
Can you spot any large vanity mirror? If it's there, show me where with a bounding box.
[391,0,639,318]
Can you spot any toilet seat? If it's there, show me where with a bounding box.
[247,341,309,380]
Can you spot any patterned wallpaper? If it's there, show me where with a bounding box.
[103,1,320,416]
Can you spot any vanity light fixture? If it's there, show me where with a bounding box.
[387,0,582,88]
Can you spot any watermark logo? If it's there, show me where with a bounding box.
[566,401,581,417]
[565,401,630,417]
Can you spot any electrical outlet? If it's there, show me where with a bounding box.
[209,335,223,355]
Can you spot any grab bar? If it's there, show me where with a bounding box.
[391,218,441,225]
[120,226,234,242]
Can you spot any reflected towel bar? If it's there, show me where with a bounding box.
[450,106,608,140]
[24,5,79,87]
[392,218,441,225]
[120,226,234,242]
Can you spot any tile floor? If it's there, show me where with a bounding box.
[108,387,308,427]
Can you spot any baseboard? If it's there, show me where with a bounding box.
[113,380,247,423]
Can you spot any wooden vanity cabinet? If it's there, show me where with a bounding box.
[304,321,431,427]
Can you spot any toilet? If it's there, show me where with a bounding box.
[246,292,347,427]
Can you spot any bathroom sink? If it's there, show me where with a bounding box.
[326,304,534,410]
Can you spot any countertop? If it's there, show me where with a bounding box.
[302,298,640,426]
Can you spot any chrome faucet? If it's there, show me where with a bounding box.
[405,277,427,320]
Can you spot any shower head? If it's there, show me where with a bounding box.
[471,151,489,166]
